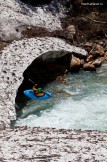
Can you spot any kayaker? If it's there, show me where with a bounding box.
[32,84,44,97]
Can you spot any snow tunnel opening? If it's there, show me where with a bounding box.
[15,50,72,112]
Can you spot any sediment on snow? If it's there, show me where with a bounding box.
[1,127,107,161]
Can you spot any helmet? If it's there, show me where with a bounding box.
[37,88,42,93]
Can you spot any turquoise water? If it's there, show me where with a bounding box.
[15,63,107,130]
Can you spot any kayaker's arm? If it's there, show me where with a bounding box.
[32,84,38,91]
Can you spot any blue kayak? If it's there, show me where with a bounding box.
[23,89,54,100]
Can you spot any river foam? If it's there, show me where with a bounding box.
[15,65,107,130]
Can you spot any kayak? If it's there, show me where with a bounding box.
[23,89,54,100]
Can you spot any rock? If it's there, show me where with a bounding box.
[66,25,76,35]
[94,40,105,47]
[83,63,96,71]
[98,41,104,46]
[92,58,102,67]
[70,55,81,72]
[37,50,71,62]
[84,42,93,47]
[89,44,105,58]
[56,75,67,84]
[105,52,107,61]
[86,55,93,62]
[72,51,87,59]
[80,59,85,66]
[64,25,76,40]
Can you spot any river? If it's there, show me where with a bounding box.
[14,63,107,130]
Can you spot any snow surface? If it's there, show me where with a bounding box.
[0,0,61,40]
[1,127,107,161]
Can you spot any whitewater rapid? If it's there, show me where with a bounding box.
[14,63,107,130]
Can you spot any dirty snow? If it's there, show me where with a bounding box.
[0,0,61,40]
[1,127,107,161]
[1,1,107,161]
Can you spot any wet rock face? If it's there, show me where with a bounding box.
[70,54,81,72]
[20,0,52,6]
[24,51,72,85]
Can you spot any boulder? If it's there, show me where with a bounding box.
[86,55,93,62]
[83,63,96,71]
[84,42,93,47]
[105,52,107,61]
[92,58,102,67]
[64,25,76,40]
[80,59,85,66]
[66,25,76,35]
[84,42,93,52]
[70,55,81,72]
[66,25,76,37]
[89,44,105,58]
